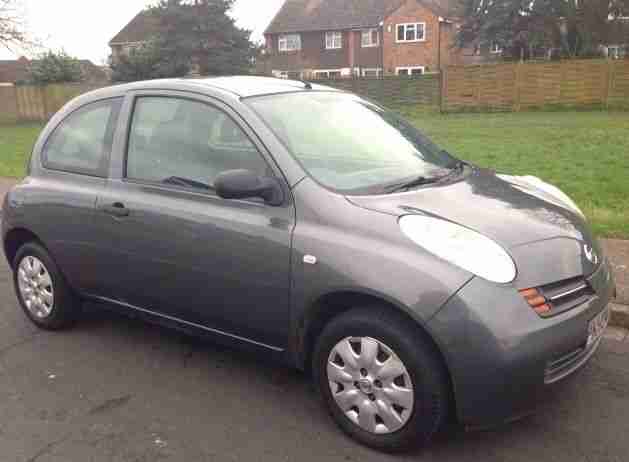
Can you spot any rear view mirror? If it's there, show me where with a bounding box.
[214,169,284,206]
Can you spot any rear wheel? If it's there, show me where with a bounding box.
[313,307,449,452]
[13,242,81,330]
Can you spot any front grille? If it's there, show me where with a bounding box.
[537,276,595,318]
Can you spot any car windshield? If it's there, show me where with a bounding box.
[246,92,456,194]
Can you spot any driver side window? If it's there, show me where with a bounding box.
[126,96,269,191]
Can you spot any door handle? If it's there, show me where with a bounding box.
[100,202,130,217]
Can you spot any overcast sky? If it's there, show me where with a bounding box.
[0,0,285,64]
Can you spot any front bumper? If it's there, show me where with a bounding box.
[428,258,615,427]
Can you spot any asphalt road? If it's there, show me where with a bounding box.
[1,259,629,462]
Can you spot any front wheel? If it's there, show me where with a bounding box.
[313,307,450,452]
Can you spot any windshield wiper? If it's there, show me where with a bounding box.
[448,158,466,170]
[384,160,467,194]
[162,176,214,190]
[384,175,444,193]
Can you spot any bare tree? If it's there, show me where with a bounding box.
[0,0,31,52]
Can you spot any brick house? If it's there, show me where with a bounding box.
[261,0,469,79]
[108,11,161,65]
[108,9,243,75]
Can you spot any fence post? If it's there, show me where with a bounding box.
[514,61,523,112]
[558,60,568,107]
[41,85,50,121]
[440,68,446,113]
[604,60,613,110]
[12,86,19,122]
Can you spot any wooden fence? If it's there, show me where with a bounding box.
[443,59,629,112]
[0,60,628,122]
[317,74,442,108]
[0,83,105,123]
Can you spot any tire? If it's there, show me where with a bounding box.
[312,307,449,452]
[12,242,81,330]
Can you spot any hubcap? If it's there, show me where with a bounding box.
[327,337,414,435]
[17,256,54,319]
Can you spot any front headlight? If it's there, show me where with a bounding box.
[497,175,585,219]
[399,215,517,284]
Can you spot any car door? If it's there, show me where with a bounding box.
[25,97,123,294]
[91,92,295,350]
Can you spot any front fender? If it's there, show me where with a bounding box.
[287,178,473,367]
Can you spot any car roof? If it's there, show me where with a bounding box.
[190,76,339,98]
[87,76,340,101]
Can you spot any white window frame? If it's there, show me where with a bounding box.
[361,68,382,77]
[325,31,343,50]
[607,45,625,59]
[272,70,303,80]
[396,66,425,76]
[396,23,426,43]
[490,42,503,54]
[278,34,301,52]
[609,12,629,20]
[313,69,343,79]
[361,28,380,47]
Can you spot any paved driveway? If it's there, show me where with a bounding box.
[0,260,628,462]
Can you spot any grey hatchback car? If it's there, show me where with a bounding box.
[2,76,615,451]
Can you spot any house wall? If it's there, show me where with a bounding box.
[110,43,143,65]
[382,0,443,74]
[353,30,384,70]
[265,29,383,75]
[266,31,348,72]
[110,45,124,64]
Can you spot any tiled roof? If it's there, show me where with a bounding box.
[265,0,460,34]
[109,11,161,45]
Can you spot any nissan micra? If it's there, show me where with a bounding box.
[2,77,615,452]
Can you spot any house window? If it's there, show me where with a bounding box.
[607,45,626,59]
[278,34,301,52]
[273,70,302,79]
[313,69,342,79]
[361,29,379,47]
[325,31,343,50]
[490,42,503,54]
[361,68,382,77]
[396,23,426,42]
[396,66,425,76]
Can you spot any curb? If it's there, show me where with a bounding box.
[611,304,629,329]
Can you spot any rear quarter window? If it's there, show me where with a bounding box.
[42,98,122,177]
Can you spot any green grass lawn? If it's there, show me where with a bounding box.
[1,111,629,238]
[0,123,42,178]
[404,110,629,239]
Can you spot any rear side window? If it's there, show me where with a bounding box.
[126,96,269,192]
[42,98,122,177]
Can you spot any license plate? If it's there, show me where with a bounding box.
[587,306,610,347]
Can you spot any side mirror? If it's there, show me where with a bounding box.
[215,169,284,206]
